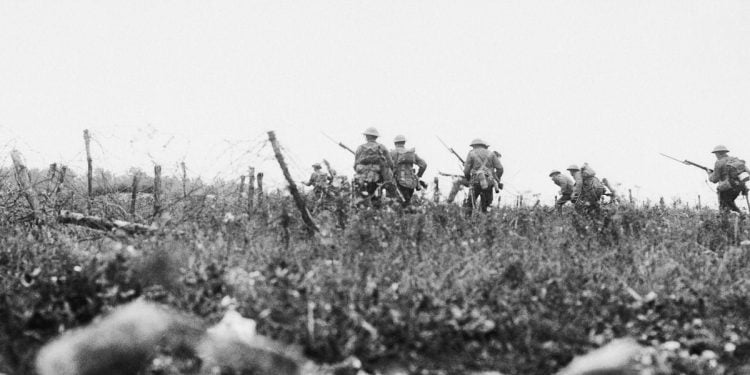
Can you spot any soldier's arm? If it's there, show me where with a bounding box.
[493,156,504,180]
[381,145,394,168]
[463,153,473,179]
[415,153,427,177]
[573,173,583,195]
[303,174,314,186]
[708,160,721,183]
[353,146,363,170]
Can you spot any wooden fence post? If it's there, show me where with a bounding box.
[267,131,318,233]
[433,177,440,203]
[46,163,57,195]
[84,129,93,212]
[180,161,187,199]
[239,175,246,204]
[11,150,41,219]
[130,173,139,219]
[256,172,264,203]
[248,167,255,213]
[153,165,162,217]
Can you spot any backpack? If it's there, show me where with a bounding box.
[581,163,596,179]
[357,143,385,165]
[726,157,748,181]
[393,148,416,165]
[471,155,492,190]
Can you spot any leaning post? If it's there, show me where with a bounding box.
[267,131,319,234]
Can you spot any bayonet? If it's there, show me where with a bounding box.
[322,132,355,155]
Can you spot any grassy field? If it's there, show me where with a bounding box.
[2,186,750,374]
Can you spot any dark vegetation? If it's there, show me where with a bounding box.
[1,167,750,374]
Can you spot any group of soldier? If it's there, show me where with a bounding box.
[303,128,750,215]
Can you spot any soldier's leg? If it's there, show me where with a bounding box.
[447,179,464,203]
[480,188,493,212]
[399,185,414,206]
[555,195,570,214]
[723,189,742,213]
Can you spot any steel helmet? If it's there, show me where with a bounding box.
[566,164,580,171]
[312,163,321,168]
[393,134,406,143]
[470,138,489,147]
[549,170,561,176]
[711,145,729,153]
[362,127,380,137]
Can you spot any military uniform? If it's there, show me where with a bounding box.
[569,164,605,215]
[550,170,574,213]
[708,145,750,213]
[353,128,394,204]
[463,139,503,213]
[390,136,427,206]
[304,167,330,198]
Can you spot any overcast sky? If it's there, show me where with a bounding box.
[1,1,749,206]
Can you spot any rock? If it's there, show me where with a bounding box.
[198,310,304,375]
[556,338,644,375]
[35,299,203,375]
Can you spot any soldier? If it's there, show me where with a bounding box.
[549,170,574,213]
[708,145,750,213]
[303,163,331,199]
[390,135,427,206]
[353,127,394,205]
[463,139,503,213]
[568,163,606,214]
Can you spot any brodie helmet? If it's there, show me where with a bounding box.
[711,145,729,153]
[363,127,380,137]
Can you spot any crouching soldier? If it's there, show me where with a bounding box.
[708,145,750,213]
[463,139,503,213]
[390,135,427,207]
[549,170,574,213]
[353,127,394,206]
[567,163,606,215]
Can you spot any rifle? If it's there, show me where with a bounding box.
[439,171,465,179]
[659,153,713,173]
[322,159,335,179]
[437,136,465,167]
[322,132,356,155]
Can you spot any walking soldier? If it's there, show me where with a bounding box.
[353,127,394,205]
[303,163,331,199]
[463,139,503,213]
[708,145,750,213]
[390,135,427,206]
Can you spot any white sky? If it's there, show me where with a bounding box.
[1,1,749,205]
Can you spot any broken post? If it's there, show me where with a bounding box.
[239,175,246,204]
[84,129,93,212]
[130,173,139,219]
[433,177,440,203]
[257,172,264,203]
[46,163,57,195]
[180,161,187,199]
[267,131,318,233]
[11,150,41,219]
[153,165,162,217]
[247,167,256,213]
